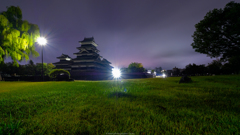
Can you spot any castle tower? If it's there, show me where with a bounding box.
[53,37,113,80]
[53,54,72,71]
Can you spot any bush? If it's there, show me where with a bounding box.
[49,69,70,80]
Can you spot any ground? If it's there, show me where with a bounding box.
[0,75,239,134]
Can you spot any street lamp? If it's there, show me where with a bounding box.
[37,37,47,81]
[112,68,121,79]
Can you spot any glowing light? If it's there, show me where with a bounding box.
[66,58,71,61]
[163,73,166,78]
[112,68,121,78]
[37,37,47,45]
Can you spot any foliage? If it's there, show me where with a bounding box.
[0,62,21,76]
[227,55,240,74]
[0,60,55,76]
[24,60,36,76]
[207,59,222,75]
[184,63,207,76]
[128,62,144,73]
[0,6,40,67]
[173,69,180,76]
[184,58,239,75]
[221,62,233,75]
[191,1,240,61]
[0,75,239,134]
[151,69,155,74]
[49,69,70,78]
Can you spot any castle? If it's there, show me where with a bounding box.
[53,37,113,80]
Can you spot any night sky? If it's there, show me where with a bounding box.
[1,0,235,70]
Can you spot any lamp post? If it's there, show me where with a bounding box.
[112,68,121,80]
[37,37,47,81]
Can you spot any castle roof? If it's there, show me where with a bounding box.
[71,55,99,60]
[102,58,111,64]
[53,61,72,65]
[79,37,98,47]
[57,54,71,59]
[79,37,95,42]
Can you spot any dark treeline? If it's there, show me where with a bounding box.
[0,60,55,76]
[182,58,240,76]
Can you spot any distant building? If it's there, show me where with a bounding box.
[170,66,185,76]
[147,70,151,74]
[167,70,172,76]
[155,67,162,74]
[53,37,113,80]
[172,66,178,72]
[146,69,156,78]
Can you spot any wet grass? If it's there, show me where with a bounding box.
[0,75,239,134]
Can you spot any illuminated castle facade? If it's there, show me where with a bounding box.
[53,37,113,80]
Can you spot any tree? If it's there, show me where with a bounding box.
[222,55,240,74]
[0,6,40,67]
[207,59,222,75]
[227,55,240,74]
[191,1,240,61]
[151,69,155,74]
[128,62,144,73]
[173,68,180,76]
[49,69,70,79]
[221,62,232,74]
[24,60,36,75]
[184,63,208,76]
[46,63,55,75]
[185,63,197,75]
[198,64,207,75]
[0,62,19,76]
[35,63,55,76]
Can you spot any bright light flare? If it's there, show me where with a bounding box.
[37,37,47,45]
[112,68,121,78]
[163,73,166,78]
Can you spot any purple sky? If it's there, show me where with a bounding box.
[1,0,234,70]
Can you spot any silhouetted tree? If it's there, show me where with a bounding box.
[198,64,207,75]
[221,62,232,74]
[184,63,208,76]
[0,60,55,76]
[191,1,240,62]
[0,62,19,76]
[128,62,144,73]
[173,68,180,76]
[25,60,36,75]
[207,59,222,75]
[227,55,240,74]
[221,55,240,74]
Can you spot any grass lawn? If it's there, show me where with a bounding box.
[0,75,239,134]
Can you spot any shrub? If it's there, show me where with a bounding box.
[49,69,70,79]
